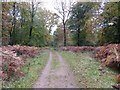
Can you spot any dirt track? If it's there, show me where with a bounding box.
[33,51,78,88]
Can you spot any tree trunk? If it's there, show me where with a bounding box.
[29,2,34,46]
[118,2,120,43]
[77,13,80,46]
[118,16,120,43]
[63,22,66,46]
[9,2,16,45]
[77,28,80,46]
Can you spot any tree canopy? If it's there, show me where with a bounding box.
[1,1,120,47]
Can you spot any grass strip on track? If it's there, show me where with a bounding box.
[3,50,49,88]
[60,51,117,88]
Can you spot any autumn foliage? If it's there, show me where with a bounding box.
[115,74,120,83]
[61,46,95,52]
[0,45,40,81]
[61,44,120,69]
[61,44,120,85]
[95,44,120,69]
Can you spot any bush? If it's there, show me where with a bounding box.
[61,46,95,52]
[95,44,120,69]
[0,45,40,81]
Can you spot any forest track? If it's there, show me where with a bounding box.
[33,50,78,88]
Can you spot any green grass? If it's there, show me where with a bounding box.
[0,80,2,89]
[51,51,60,70]
[60,51,117,88]
[3,51,49,88]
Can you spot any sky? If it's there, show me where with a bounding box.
[40,0,56,13]
[39,0,79,34]
[39,0,76,35]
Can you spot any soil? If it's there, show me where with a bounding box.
[33,51,78,88]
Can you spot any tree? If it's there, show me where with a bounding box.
[53,24,64,46]
[54,0,73,46]
[97,2,119,45]
[2,2,20,45]
[41,9,59,34]
[68,2,95,46]
[118,1,120,43]
[84,2,102,45]
[0,2,1,46]
[2,2,51,47]
[17,2,31,45]
[9,2,17,45]
[2,2,12,45]
[31,9,52,46]
[28,2,40,46]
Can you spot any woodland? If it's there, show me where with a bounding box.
[1,1,120,89]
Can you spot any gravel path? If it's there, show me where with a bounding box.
[33,51,78,88]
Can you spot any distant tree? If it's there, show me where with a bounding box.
[9,2,17,45]
[2,2,19,45]
[2,2,12,45]
[53,0,73,46]
[2,2,52,47]
[68,2,95,46]
[84,2,101,46]
[28,2,40,46]
[97,2,119,45]
[55,24,64,46]
[41,9,59,34]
